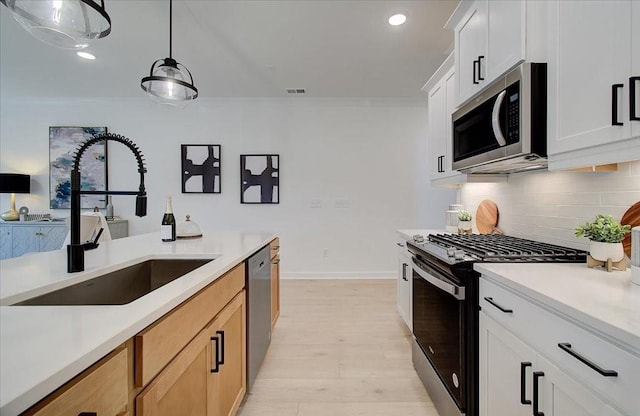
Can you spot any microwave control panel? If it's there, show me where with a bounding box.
[506,81,520,144]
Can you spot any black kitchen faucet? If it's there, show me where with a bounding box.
[67,133,147,273]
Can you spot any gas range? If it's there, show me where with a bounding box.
[410,233,587,265]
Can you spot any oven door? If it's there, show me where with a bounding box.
[412,255,466,409]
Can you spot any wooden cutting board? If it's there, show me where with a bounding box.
[476,199,500,234]
[621,201,640,258]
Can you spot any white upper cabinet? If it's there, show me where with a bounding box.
[547,0,640,169]
[428,66,459,182]
[452,0,525,106]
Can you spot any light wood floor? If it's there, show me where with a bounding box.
[237,279,440,416]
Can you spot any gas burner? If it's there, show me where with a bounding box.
[427,234,587,263]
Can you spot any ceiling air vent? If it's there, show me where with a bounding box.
[286,88,306,94]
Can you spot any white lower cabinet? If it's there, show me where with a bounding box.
[396,238,412,329]
[479,277,639,416]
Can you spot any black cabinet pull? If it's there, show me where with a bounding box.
[478,55,485,81]
[440,155,445,172]
[78,413,97,416]
[210,336,220,373]
[612,83,624,126]
[473,59,479,84]
[520,362,532,405]
[484,297,513,313]
[533,371,545,416]
[217,330,225,365]
[402,263,408,281]
[396,242,405,247]
[557,343,618,377]
[630,76,639,121]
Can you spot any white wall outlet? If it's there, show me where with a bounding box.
[335,199,350,208]
[310,199,323,208]
[323,248,329,258]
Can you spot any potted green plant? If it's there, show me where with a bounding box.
[457,210,472,233]
[575,214,631,262]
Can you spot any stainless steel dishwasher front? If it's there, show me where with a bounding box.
[246,244,272,391]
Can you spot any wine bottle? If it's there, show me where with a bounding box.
[161,196,176,242]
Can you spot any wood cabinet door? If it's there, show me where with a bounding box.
[479,313,538,416]
[136,327,212,416]
[271,254,280,329]
[210,292,246,416]
[548,0,632,155]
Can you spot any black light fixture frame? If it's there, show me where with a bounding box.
[0,0,112,40]
[140,0,198,101]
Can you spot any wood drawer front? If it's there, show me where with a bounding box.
[135,263,245,387]
[24,347,128,416]
[270,238,280,259]
[480,278,640,415]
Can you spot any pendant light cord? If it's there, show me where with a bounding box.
[169,0,173,59]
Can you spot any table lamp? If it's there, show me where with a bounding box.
[0,173,31,221]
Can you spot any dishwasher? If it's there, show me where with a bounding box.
[246,245,272,391]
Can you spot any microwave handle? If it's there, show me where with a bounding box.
[491,90,507,146]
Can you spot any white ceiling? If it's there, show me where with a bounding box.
[0,0,459,99]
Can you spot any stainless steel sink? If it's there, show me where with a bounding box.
[13,259,214,306]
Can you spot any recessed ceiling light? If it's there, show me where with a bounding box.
[77,51,96,60]
[388,14,406,26]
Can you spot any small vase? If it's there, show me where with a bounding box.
[589,241,624,262]
[106,196,114,219]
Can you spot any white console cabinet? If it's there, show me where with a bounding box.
[479,277,638,416]
[0,219,128,259]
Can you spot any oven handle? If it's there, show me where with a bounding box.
[491,90,507,147]
[410,257,465,300]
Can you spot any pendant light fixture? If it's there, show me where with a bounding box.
[140,0,198,105]
[0,0,111,50]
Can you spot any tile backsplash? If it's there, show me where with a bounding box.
[459,161,640,250]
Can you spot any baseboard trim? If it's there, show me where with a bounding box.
[280,271,395,279]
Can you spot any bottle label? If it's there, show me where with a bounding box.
[161,225,173,240]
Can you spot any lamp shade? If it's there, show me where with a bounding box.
[1,0,112,50]
[0,173,31,194]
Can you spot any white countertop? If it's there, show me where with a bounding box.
[475,263,640,353]
[0,230,276,416]
[396,229,445,240]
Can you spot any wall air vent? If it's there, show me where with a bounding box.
[286,88,306,94]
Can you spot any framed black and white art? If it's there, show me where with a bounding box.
[181,144,221,193]
[240,154,279,204]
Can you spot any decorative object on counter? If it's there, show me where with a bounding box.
[620,201,640,258]
[161,196,176,242]
[0,173,30,221]
[67,132,147,273]
[576,214,631,272]
[476,199,503,234]
[50,126,108,209]
[177,215,203,239]
[446,204,464,233]
[1,0,112,50]
[181,144,221,193]
[240,154,279,204]
[457,210,472,234]
[632,226,640,285]
[18,206,28,221]
[105,195,114,219]
[140,0,198,105]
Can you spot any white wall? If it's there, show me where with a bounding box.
[459,161,640,249]
[0,98,456,277]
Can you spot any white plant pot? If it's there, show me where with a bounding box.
[589,241,624,262]
[458,220,472,231]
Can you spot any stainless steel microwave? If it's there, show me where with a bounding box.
[452,62,547,174]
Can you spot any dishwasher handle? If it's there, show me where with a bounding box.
[411,257,465,300]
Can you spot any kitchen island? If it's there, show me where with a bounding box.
[0,230,276,415]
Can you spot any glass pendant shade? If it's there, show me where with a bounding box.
[140,0,198,106]
[141,58,198,104]
[1,0,111,50]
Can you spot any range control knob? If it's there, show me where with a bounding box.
[454,250,465,260]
